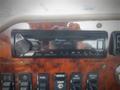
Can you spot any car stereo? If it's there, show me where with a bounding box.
[11,30,108,58]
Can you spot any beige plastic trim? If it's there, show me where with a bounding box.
[0,14,120,33]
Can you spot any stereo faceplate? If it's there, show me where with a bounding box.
[11,30,108,58]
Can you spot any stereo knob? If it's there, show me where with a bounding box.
[15,39,32,55]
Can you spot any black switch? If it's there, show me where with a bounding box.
[86,73,98,90]
[54,73,67,90]
[1,73,15,90]
[70,73,82,90]
[18,73,32,90]
[37,73,49,90]
[109,31,120,55]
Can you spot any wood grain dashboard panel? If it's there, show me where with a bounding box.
[0,22,120,90]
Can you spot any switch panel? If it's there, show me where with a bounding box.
[37,73,49,90]
[70,73,82,90]
[0,73,15,90]
[86,73,98,90]
[18,73,32,90]
[54,73,67,90]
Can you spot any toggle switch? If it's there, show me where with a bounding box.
[54,73,67,90]
[0,73,15,90]
[86,73,98,90]
[37,73,49,90]
[70,73,82,90]
[18,73,32,90]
